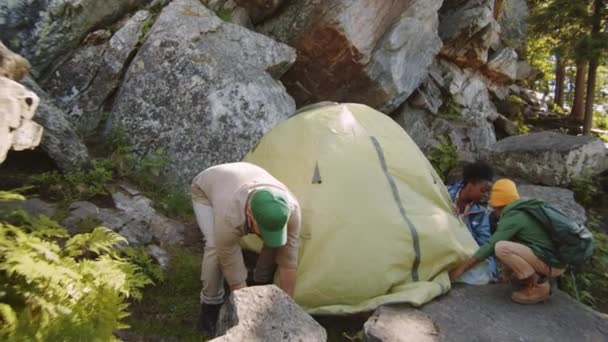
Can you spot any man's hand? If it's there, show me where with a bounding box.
[278,266,297,298]
[449,267,465,282]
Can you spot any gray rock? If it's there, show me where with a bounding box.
[515,60,541,82]
[0,198,57,218]
[105,0,296,189]
[148,214,186,248]
[364,305,439,342]
[497,0,528,52]
[61,201,102,234]
[214,285,326,341]
[485,132,608,186]
[493,113,520,138]
[259,0,443,112]
[416,284,608,342]
[395,60,498,160]
[147,244,170,269]
[484,47,518,83]
[111,188,190,246]
[40,10,151,136]
[0,0,147,77]
[21,76,91,171]
[439,0,501,69]
[368,0,444,113]
[517,184,587,225]
[61,201,153,244]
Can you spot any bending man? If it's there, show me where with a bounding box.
[191,162,301,336]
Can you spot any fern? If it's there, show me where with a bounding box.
[0,193,153,341]
[64,227,127,258]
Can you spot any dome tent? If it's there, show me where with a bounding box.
[242,103,478,314]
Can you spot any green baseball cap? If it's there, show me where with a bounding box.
[250,189,289,248]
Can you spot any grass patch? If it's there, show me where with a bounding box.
[559,212,608,312]
[126,246,204,341]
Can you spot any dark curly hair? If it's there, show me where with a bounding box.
[462,161,494,185]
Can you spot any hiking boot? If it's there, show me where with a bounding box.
[511,280,551,304]
[197,302,222,338]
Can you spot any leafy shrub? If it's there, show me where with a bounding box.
[594,114,608,130]
[30,161,112,202]
[559,213,608,312]
[0,193,153,341]
[429,136,459,181]
[569,176,599,209]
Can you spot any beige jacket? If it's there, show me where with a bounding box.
[191,162,301,287]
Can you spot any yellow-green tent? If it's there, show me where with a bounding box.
[242,103,478,314]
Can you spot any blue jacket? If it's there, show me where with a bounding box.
[447,182,497,279]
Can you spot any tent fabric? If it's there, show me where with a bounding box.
[241,103,479,315]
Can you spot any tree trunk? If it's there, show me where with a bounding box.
[554,56,565,108]
[582,0,603,135]
[571,60,587,123]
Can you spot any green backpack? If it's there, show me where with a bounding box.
[519,204,595,267]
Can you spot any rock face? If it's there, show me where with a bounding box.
[395,60,498,160]
[106,0,296,189]
[214,285,326,341]
[0,77,43,163]
[485,132,608,186]
[496,0,528,52]
[0,41,30,81]
[21,77,90,171]
[259,0,443,112]
[40,10,151,136]
[439,0,500,69]
[483,47,518,83]
[518,184,587,225]
[365,285,608,341]
[0,0,147,77]
[364,306,439,342]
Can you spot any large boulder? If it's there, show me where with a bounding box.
[439,0,501,69]
[40,10,151,136]
[0,77,43,163]
[485,132,608,186]
[496,0,528,52]
[214,285,327,341]
[517,184,587,225]
[395,60,498,160]
[21,77,90,171]
[0,0,147,77]
[105,0,296,189]
[0,41,30,81]
[259,0,443,112]
[363,285,608,342]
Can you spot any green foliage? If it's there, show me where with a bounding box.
[548,101,567,114]
[30,161,112,202]
[569,176,599,208]
[437,94,462,120]
[593,113,608,130]
[138,15,156,45]
[429,136,459,182]
[105,129,193,221]
[121,246,165,284]
[559,213,608,311]
[31,128,193,221]
[599,134,608,143]
[216,7,233,22]
[126,247,202,341]
[0,203,153,341]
